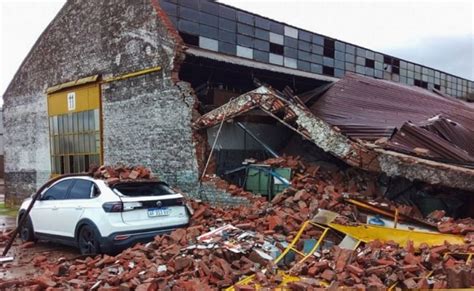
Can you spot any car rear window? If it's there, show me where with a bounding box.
[112,182,175,197]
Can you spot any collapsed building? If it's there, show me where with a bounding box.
[2,0,474,214]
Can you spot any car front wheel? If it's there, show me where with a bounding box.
[19,215,36,242]
[77,225,101,255]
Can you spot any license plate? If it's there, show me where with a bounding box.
[147,207,170,217]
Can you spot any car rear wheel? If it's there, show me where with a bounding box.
[19,215,36,242]
[78,225,101,255]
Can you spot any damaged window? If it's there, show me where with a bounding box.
[112,182,175,197]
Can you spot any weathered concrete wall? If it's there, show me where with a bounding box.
[2,0,199,205]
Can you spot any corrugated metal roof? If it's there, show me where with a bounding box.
[310,73,474,141]
[311,73,474,166]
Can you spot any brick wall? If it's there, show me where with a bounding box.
[2,0,199,205]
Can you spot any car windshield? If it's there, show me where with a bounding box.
[112,182,175,197]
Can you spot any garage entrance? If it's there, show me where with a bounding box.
[47,77,102,175]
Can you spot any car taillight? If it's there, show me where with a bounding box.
[102,202,123,212]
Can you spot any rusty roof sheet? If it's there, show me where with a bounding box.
[310,73,474,141]
[310,73,474,166]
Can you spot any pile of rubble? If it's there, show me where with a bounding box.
[2,157,474,289]
[89,165,154,185]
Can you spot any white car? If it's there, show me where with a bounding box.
[17,175,190,254]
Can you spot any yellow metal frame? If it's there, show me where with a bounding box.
[226,221,331,290]
[328,222,465,248]
[228,219,468,290]
[101,66,162,83]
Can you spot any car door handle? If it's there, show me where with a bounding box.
[76,206,83,210]
[52,206,58,210]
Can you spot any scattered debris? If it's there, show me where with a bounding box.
[2,156,474,289]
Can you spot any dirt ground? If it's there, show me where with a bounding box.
[0,212,79,281]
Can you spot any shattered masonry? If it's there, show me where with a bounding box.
[3,158,474,289]
[194,83,474,192]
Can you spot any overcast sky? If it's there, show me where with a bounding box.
[1,0,473,101]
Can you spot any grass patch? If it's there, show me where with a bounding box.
[0,202,18,217]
